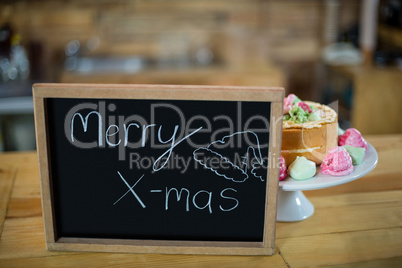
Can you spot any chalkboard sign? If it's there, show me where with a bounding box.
[33,83,284,255]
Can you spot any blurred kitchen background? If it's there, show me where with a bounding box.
[0,0,401,151]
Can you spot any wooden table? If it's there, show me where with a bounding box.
[1,135,401,267]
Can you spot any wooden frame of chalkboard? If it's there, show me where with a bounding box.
[33,83,284,256]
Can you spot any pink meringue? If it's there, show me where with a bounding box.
[279,155,287,181]
[338,128,368,151]
[283,94,297,114]
[297,101,312,113]
[284,94,297,106]
[321,146,354,176]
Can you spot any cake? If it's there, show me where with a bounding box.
[281,95,338,166]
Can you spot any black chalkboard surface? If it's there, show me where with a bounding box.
[34,84,284,255]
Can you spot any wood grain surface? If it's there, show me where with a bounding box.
[1,135,402,267]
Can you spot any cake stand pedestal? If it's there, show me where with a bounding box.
[277,143,378,222]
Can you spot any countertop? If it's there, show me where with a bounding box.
[1,134,402,267]
[60,64,285,88]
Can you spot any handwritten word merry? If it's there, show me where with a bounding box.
[68,109,201,171]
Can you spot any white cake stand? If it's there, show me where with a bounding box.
[277,143,378,222]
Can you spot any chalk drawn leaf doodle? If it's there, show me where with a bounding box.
[193,131,265,183]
